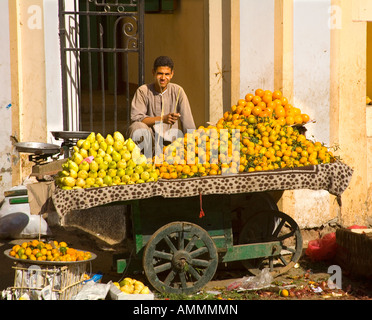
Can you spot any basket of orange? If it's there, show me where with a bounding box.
[4,240,96,300]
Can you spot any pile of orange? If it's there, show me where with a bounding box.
[8,240,92,262]
[154,89,336,177]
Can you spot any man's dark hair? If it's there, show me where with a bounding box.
[153,56,174,71]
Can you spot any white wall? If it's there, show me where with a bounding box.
[293,0,332,228]
[293,0,331,145]
[240,0,275,96]
[0,0,13,199]
[44,0,63,145]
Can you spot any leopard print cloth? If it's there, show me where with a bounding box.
[52,161,353,222]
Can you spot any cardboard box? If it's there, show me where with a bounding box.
[108,283,154,300]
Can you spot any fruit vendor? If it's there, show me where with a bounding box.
[127,56,195,155]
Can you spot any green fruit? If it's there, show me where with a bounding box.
[89,160,99,172]
[99,161,109,171]
[134,165,144,175]
[116,168,125,178]
[79,148,88,159]
[113,140,123,152]
[106,134,114,146]
[108,168,117,177]
[81,140,91,150]
[62,161,69,170]
[69,169,78,179]
[150,171,159,180]
[85,177,95,187]
[98,169,107,178]
[76,139,85,148]
[77,170,88,180]
[95,177,104,186]
[88,171,98,178]
[140,171,150,181]
[79,160,90,171]
[116,159,127,169]
[121,150,132,162]
[125,138,136,152]
[113,131,125,143]
[99,141,108,152]
[112,151,121,162]
[88,148,97,157]
[104,154,112,163]
[91,141,100,151]
[62,177,76,187]
[131,172,140,182]
[59,170,69,177]
[103,175,113,186]
[76,177,86,188]
[68,160,79,172]
[95,155,104,164]
[127,159,136,169]
[112,176,121,185]
[125,168,134,176]
[96,133,105,143]
[108,161,117,169]
[86,132,96,143]
[73,152,84,165]
[106,145,114,155]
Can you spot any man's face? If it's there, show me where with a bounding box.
[153,66,174,92]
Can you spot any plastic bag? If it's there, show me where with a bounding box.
[227,268,273,291]
[305,232,338,261]
[72,281,111,300]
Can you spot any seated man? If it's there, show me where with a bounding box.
[127,56,196,157]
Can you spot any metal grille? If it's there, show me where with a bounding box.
[58,0,145,135]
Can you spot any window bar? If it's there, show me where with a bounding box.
[86,0,94,132]
[99,22,106,135]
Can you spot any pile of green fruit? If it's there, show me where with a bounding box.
[56,131,158,189]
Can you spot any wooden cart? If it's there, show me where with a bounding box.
[52,161,353,294]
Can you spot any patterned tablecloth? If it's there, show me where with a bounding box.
[52,161,353,222]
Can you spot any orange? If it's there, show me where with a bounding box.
[255,88,264,97]
[252,106,262,116]
[276,117,286,126]
[294,115,303,124]
[262,94,272,104]
[235,105,244,115]
[257,101,267,110]
[245,93,254,102]
[242,106,252,117]
[169,172,178,179]
[209,169,218,175]
[272,90,282,100]
[301,113,310,123]
[237,99,246,107]
[280,96,288,106]
[251,95,262,105]
[274,106,286,118]
[182,165,191,175]
[286,116,295,125]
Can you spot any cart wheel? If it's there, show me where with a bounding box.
[239,210,303,277]
[143,221,218,295]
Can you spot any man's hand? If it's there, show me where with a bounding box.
[162,113,181,125]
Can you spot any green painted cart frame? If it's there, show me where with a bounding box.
[52,162,353,295]
[117,192,303,294]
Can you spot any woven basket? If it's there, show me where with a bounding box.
[335,228,372,279]
[9,261,90,300]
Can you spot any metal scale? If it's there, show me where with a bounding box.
[14,131,90,180]
[51,131,90,158]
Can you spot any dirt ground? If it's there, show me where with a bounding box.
[1,224,371,301]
